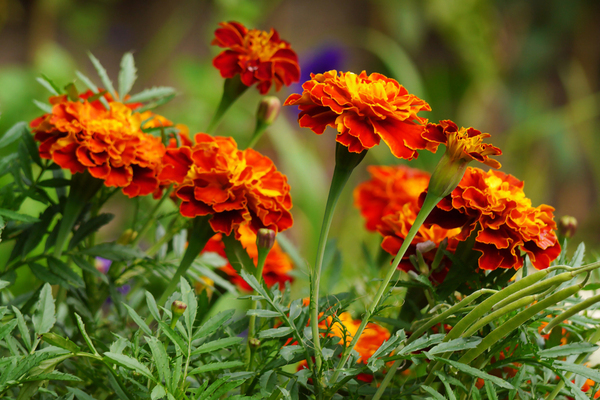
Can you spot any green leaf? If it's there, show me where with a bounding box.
[146,337,171,390]
[539,342,598,358]
[151,385,166,400]
[126,87,176,103]
[145,292,161,322]
[258,327,293,339]
[64,83,79,101]
[74,313,98,355]
[430,356,514,389]
[37,76,60,95]
[0,208,39,223]
[12,306,32,351]
[48,257,84,287]
[246,309,281,318]
[191,337,243,356]
[29,263,67,286]
[123,304,152,336]
[421,385,446,400]
[68,213,115,250]
[88,52,117,100]
[33,99,53,113]
[38,178,71,188]
[79,243,145,261]
[193,310,235,340]
[0,122,28,149]
[0,280,9,291]
[22,129,42,167]
[188,361,245,375]
[554,360,600,382]
[118,53,137,98]
[103,352,155,381]
[67,387,97,400]
[558,371,588,400]
[41,332,81,353]
[23,371,82,382]
[33,283,56,335]
[71,256,108,283]
[280,345,303,362]
[180,277,197,339]
[157,321,187,354]
[0,319,18,341]
[22,207,56,259]
[18,140,33,182]
[399,334,445,355]
[222,234,256,275]
[428,337,482,355]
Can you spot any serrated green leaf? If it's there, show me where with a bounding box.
[258,327,293,339]
[280,345,303,362]
[36,76,60,95]
[191,337,243,356]
[88,52,117,100]
[126,87,176,103]
[180,277,197,339]
[188,361,245,375]
[78,243,145,261]
[0,280,10,290]
[554,360,600,382]
[22,129,42,166]
[146,337,171,390]
[0,122,28,149]
[12,306,32,351]
[430,356,514,389]
[400,334,445,355]
[68,213,114,250]
[118,53,137,98]
[0,319,18,341]
[33,283,55,335]
[193,309,235,340]
[157,321,187,354]
[29,263,67,286]
[48,257,84,287]
[222,235,256,275]
[74,313,97,355]
[145,292,161,322]
[539,343,598,358]
[71,256,107,283]
[41,332,81,353]
[24,371,82,382]
[103,352,155,381]
[123,304,152,336]
[0,208,39,223]
[67,387,97,400]
[421,385,446,400]
[246,309,281,318]
[33,99,53,113]
[151,384,166,400]
[428,337,481,355]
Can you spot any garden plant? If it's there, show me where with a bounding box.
[1,19,600,400]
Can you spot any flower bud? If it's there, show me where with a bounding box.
[249,338,261,348]
[416,240,436,255]
[117,229,138,245]
[558,216,577,239]
[171,300,187,318]
[256,96,281,126]
[256,228,276,251]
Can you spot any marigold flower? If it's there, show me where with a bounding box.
[212,21,300,94]
[284,70,432,159]
[31,92,166,198]
[354,165,430,231]
[427,167,561,271]
[201,224,293,291]
[159,133,293,237]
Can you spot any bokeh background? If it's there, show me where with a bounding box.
[1,0,599,295]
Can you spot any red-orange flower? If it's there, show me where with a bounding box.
[212,21,300,94]
[31,92,166,197]
[422,120,502,169]
[201,224,293,291]
[354,165,430,231]
[159,133,293,237]
[427,167,561,271]
[284,71,433,159]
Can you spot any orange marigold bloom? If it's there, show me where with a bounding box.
[422,120,502,169]
[201,224,293,291]
[159,133,293,237]
[427,167,561,271]
[354,165,430,232]
[284,70,433,159]
[212,21,300,94]
[31,92,166,198]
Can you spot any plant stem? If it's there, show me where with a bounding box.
[206,75,248,134]
[131,187,173,247]
[246,249,268,367]
[328,192,441,389]
[247,120,269,149]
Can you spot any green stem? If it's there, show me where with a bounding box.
[247,120,269,149]
[131,187,173,247]
[329,191,442,388]
[206,75,248,134]
[310,162,356,392]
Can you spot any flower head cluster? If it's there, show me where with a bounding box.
[284,71,433,159]
[201,224,293,291]
[31,92,167,198]
[212,21,300,94]
[427,167,561,270]
[159,133,293,237]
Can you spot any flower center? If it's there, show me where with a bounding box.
[244,29,285,61]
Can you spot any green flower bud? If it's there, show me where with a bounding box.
[256,228,276,251]
[256,96,281,126]
[171,300,187,318]
[558,216,577,239]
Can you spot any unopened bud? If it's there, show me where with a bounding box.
[257,229,276,251]
[117,229,138,245]
[558,216,577,239]
[171,300,187,318]
[249,338,261,348]
[256,96,281,125]
[416,240,436,255]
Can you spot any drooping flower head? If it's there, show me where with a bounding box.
[212,21,300,94]
[427,167,561,271]
[31,92,167,197]
[159,133,293,237]
[201,224,293,291]
[284,71,433,159]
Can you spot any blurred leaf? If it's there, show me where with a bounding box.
[258,327,293,338]
[22,207,56,258]
[33,100,52,113]
[78,243,145,261]
[74,313,97,355]
[71,255,108,283]
[103,352,154,381]
[36,75,60,95]
[118,53,137,98]
[75,71,109,110]
[38,178,70,188]
[429,356,514,389]
[0,122,28,149]
[33,283,56,335]
[145,291,161,322]
[18,141,33,182]
[0,319,17,341]
[68,213,114,250]
[136,94,176,113]
[41,332,81,353]
[246,309,280,318]
[188,361,245,375]
[123,304,152,336]
[193,309,235,340]
[12,306,31,351]
[126,87,176,103]
[554,360,600,382]
[67,387,98,400]
[146,337,171,389]
[191,337,243,356]
[29,263,67,286]
[421,385,445,400]
[64,83,79,102]
[88,52,117,100]
[48,257,84,287]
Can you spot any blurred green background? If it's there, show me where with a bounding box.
[1,0,599,297]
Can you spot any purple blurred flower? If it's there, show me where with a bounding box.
[292,44,346,94]
[95,257,112,274]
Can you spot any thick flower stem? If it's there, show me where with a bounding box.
[152,217,212,320]
[328,192,441,389]
[246,120,269,149]
[206,75,248,134]
[310,162,356,389]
